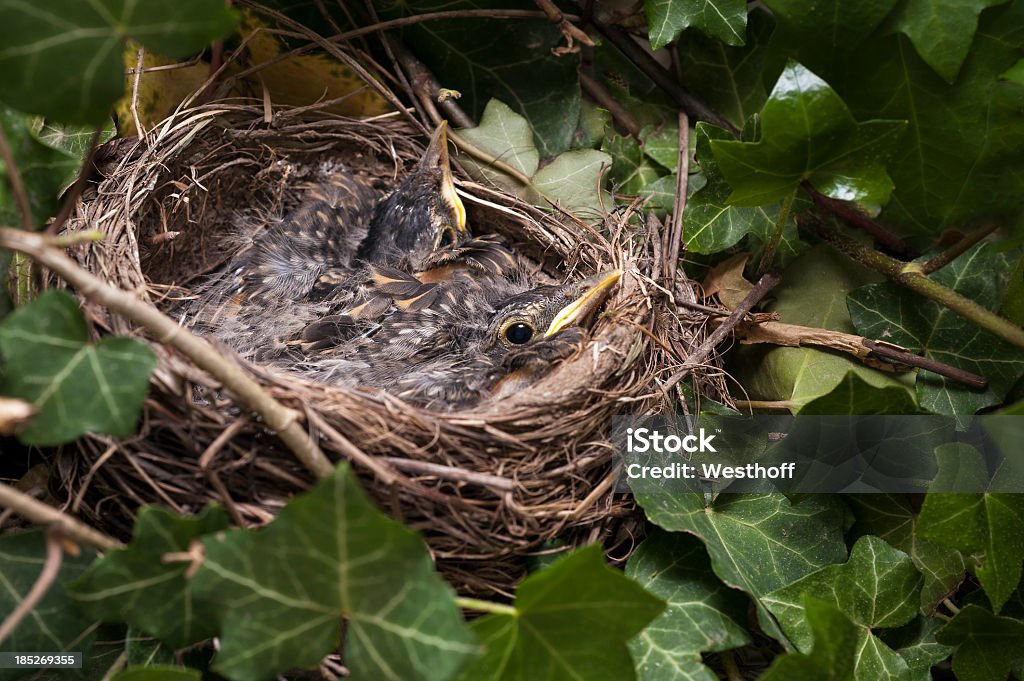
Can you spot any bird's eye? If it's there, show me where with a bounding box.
[437,227,456,249]
[503,322,534,345]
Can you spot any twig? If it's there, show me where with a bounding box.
[456,597,517,616]
[0,482,122,551]
[390,40,474,129]
[662,271,782,393]
[380,457,515,491]
[862,339,988,389]
[921,223,999,274]
[0,227,334,479]
[0,530,64,645]
[719,650,744,681]
[803,181,910,255]
[593,21,735,131]
[802,217,1024,351]
[533,0,594,54]
[666,111,688,285]
[756,187,796,276]
[0,124,35,230]
[47,127,104,235]
[130,47,147,140]
[579,71,641,137]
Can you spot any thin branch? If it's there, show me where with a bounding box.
[0,530,64,645]
[130,47,147,140]
[533,0,594,54]
[0,482,122,551]
[756,187,796,277]
[456,597,517,616]
[921,223,1000,274]
[390,40,474,129]
[802,216,1024,350]
[380,457,515,492]
[0,124,35,230]
[579,71,641,137]
[662,271,782,392]
[0,228,335,479]
[803,181,910,255]
[47,127,104,235]
[666,111,688,285]
[862,339,988,389]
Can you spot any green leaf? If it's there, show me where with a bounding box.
[392,1,580,157]
[0,108,84,228]
[839,4,1024,234]
[191,464,476,681]
[759,597,858,681]
[456,544,664,681]
[626,532,751,681]
[848,243,1024,416]
[531,149,612,219]
[798,371,922,415]
[676,8,775,128]
[603,132,665,195]
[710,60,906,207]
[458,99,540,192]
[109,668,201,681]
[645,0,747,49]
[0,531,97,666]
[917,466,1024,612]
[889,0,1011,82]
[0,289,157,445]
[879,616,955,681]
[849,495,967,613]
[684,123,776,254]
[762,536,922,680]
[935,604,1024,681]
[735,245,915,412]
[68,506,230,648]
[0,0,238,124]
[1003,57,1024,84]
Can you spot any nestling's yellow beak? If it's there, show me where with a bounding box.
[544,269,623,338]
[421,121,468,236]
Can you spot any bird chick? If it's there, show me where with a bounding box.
[296,269,623,409]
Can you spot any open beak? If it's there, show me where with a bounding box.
[420,121,468,236]
[544,269,623,338]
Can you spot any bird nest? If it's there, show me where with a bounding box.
[53,102,718,596]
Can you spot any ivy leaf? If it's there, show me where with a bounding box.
[0,531,98,667]
[455,544,665,681]
[762,536,922,680]
[889,0,1011,82]
[191,464,476,681]
[935,604,1024,681]
[1003,57,1024,84]
[735,245,915,412]
[109,668,200,681]
[684,123,776,254]
[458,98,540,193]
[0,0,238,124]
[0,289,157,445]
[603,132,665,195]
[838,3,1024,234]
[626,532,751,681]
[677,8,774,128]
[879,616,955,681]
[68,506,230,648]
[391,1,579,157]
[848,243,1024,416]
[645,0,747,49]
[849,495,967,613]
[917,448,1024,612]
[710,60,906,207]
[759,597,858,681]
[531,149,613,220]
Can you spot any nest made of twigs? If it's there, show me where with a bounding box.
[52,101,721,595]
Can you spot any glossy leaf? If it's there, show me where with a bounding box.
[68,506,230,648]
[627,532,750,681]
[849,495,967,613]
[458,98,540,193]
[710,60,906,207]
[645,0,747,49]
[848,243,1024,416]
[191,464,476,681]
[0,0,238,124]
[603,132,665,196]
[0,289,157,445]
[935,605,1024,681]
[762,536,922,680]
[455,544,665,681]
[531,149,613,219]
[890,0,1010,82]
[109,669,200,681]
[759,597,858,681]
[917,456,1024,612]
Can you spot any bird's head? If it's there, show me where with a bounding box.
[483,269,623,358]
[358,121,469,267]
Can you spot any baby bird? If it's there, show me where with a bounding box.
[184,122,469,358]
[295,269,623,409]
